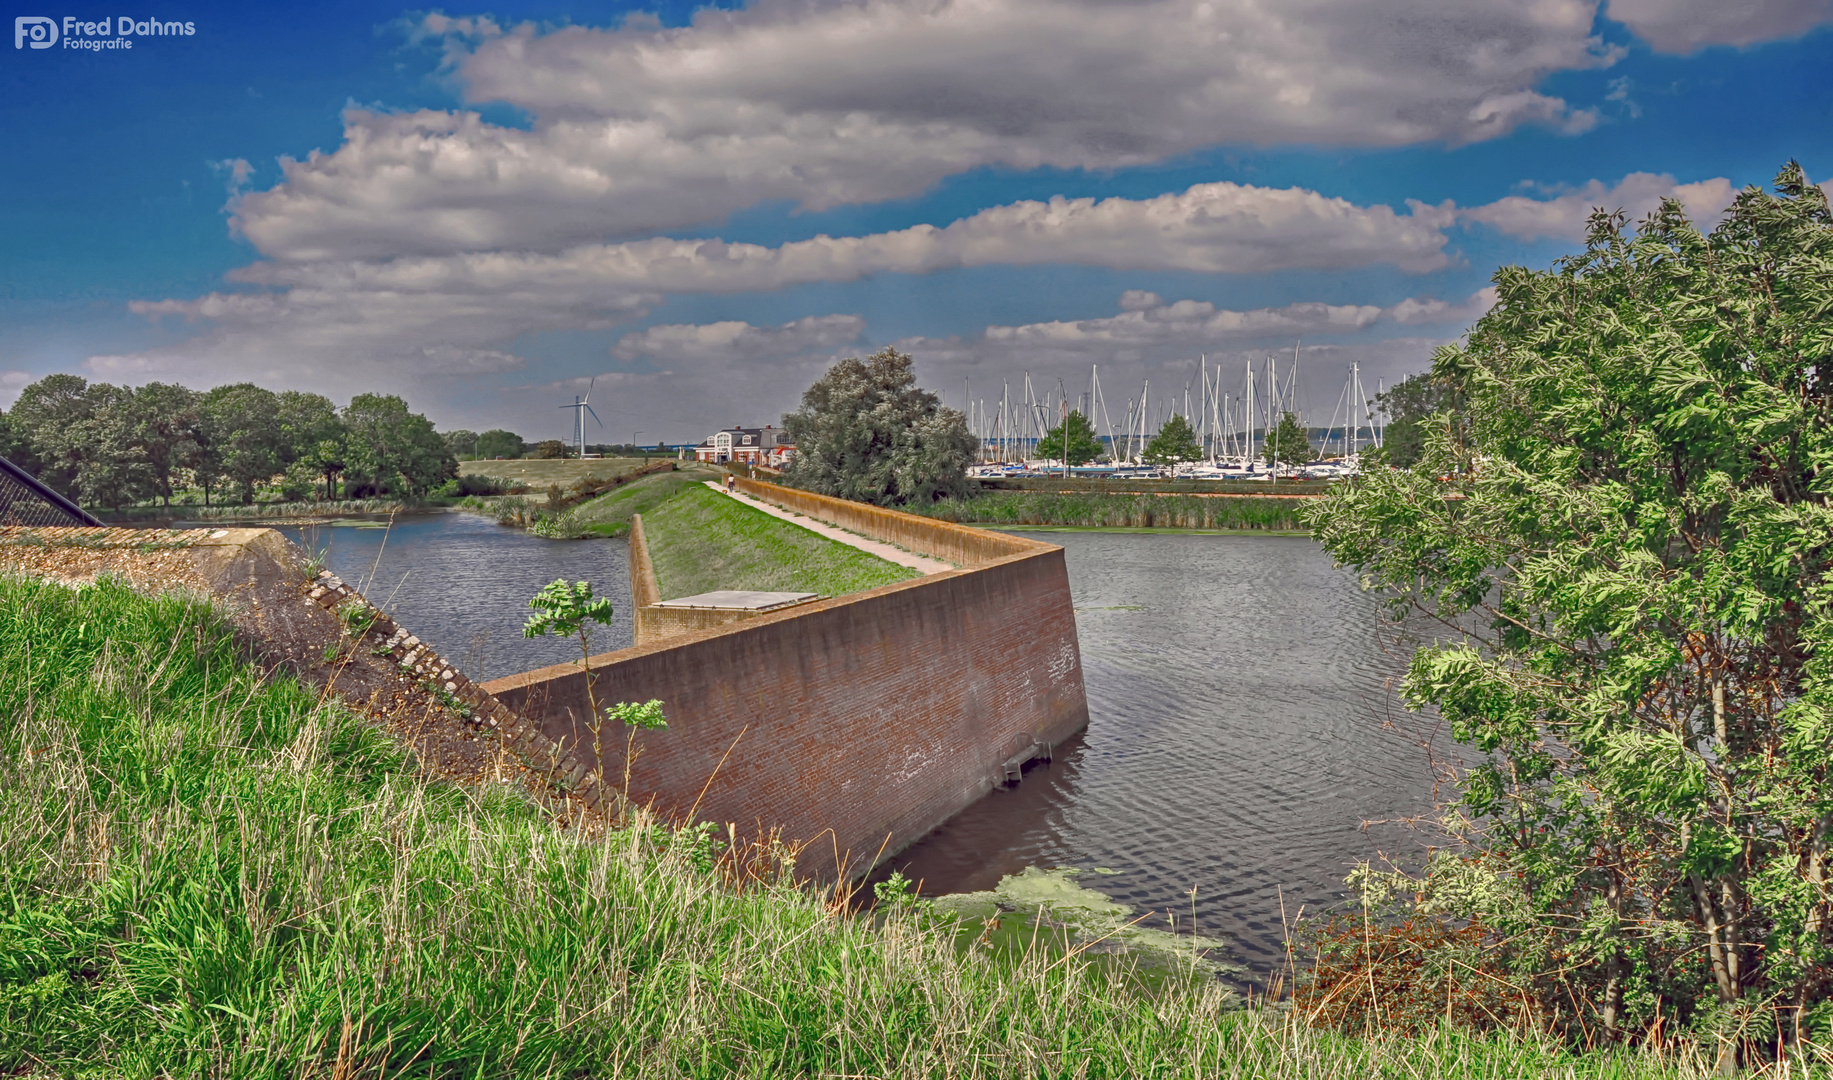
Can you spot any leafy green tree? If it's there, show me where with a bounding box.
[1142,413,1201,465]
[1371,371,1467,468]
[782,347,976,505]
[9,373,97,496]
[276,391,346,501]
[474,429,525,459]
[128,383,203,507]
[1261,410,1311,468]
[1307,165,1833,1051]
[70,384,152,510]
[342,394,456,498]
[533,439,571,460]
[442,429,480,459]
[201,383,284,504]
[1037,410,1103,467]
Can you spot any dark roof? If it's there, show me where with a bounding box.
[694,425,793,449]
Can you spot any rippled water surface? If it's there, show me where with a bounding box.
[875,531,1446,979]
[286,516,1439,979]
[280,512,633,682]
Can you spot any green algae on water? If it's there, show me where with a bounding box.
[933,866,1242,983]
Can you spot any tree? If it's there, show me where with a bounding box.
[69,384,151,510]
[9,374,97,497]
[1037,410,1104,467]
[201,383,284,504]
[782,347,976,505]
[128,383,203,507]
[533,439,571,460]
[1307,165,1833,1052]
[442,429,480,459]
[1262,411,1311,468]
[1371,371,1466,468]
[343,394,456,498]
[1142,413,1201,465]
[474,429,525,460]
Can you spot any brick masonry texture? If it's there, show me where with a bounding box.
[486,482,1089,878]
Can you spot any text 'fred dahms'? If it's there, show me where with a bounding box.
[14,17,196,51]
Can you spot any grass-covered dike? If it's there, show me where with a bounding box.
[0,572,1781,1077]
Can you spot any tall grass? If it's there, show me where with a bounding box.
[102,497,406,522]
[0,575,1796,1077]
[911,490,1308,530]
[643,483,916,598]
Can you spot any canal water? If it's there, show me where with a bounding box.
[280,511,634,682]
[285,514,1443,980]
[876,531,1446,980]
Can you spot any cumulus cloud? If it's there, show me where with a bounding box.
[612,315,866,365]
[1459,173,1738,241]
[893,287,1495,370]
[86,280,655,394]
[235,179,1459,303]
[1605,0,1833,52]
[229,0,1614,260]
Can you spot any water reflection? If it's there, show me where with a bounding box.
[279,511,633,682]
[875,532,1447,981]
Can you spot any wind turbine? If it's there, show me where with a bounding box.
[561,377,602,459]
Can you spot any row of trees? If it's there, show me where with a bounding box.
[1035,409,1312,467]
[0,376,462,508]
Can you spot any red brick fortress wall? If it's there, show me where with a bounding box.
[485,487,1088,878]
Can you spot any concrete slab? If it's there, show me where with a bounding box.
[655,589,818,611]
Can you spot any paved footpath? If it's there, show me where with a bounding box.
[704,482,953,575]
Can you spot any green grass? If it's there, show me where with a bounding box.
[643,483,917,598]
[458,457,651,488]
[908,489,1309,530]
[0,574,1794,1077]
[562,466,724,537]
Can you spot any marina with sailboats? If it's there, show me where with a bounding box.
[959,346,1387,482]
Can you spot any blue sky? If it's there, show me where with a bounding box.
[3,0,1831,443]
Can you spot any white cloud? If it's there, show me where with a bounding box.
[87,282,655,395]
[231,0,1614,260]
[0,370,32,410]
[892,287,1495,370]
[1605,0,1833,52]
[1459,173,1738,241]
[613,315,866,365]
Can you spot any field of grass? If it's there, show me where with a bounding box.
[909,489,1310,530]
[0,572,1780,1077]
[458,456,653,489]
[643,483,917,599]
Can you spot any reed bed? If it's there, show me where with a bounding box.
[910,490,1310,530]
[0,574,1801,1077]
[103,497,406,522]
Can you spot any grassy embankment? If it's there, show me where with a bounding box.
[0,573,1757,1077]
[910,489,1311,532]
[641,482,916,598]
[457,456,653,497]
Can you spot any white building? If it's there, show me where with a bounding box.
[693,425,795,466]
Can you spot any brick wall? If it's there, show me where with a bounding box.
[485,501,1087,879]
